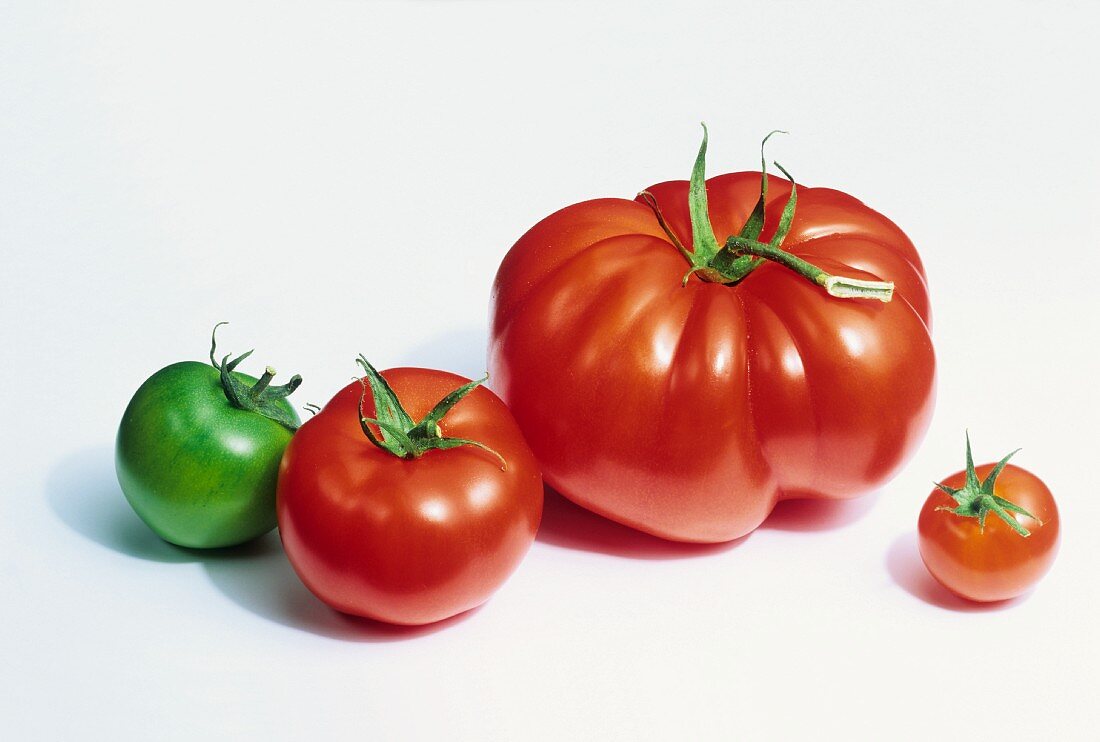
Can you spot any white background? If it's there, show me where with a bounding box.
[3,1,1099,739]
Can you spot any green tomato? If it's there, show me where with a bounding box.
[116,359,301,549]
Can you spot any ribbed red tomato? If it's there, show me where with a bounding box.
[277,361,543,625]
[489,132,935,542]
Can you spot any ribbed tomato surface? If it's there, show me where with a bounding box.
[489,172,935,542]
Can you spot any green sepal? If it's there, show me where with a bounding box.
[983,447,1022,491]
[208,323,301,431]
[688,123,722,264]
[715,130,787,279]
[356,355,416,434]
[354,356,506,469]
[419,436,506,470]
[964,430,980,489]
[977,505,990,531]
[359,412,416,457]
[991,494,1033,517]
[637,190,693,264]
[355,388,398,453]
[739,130,786,240]
[769,160,798,246]
[933,433,1039,537]
[227,350,254,372]
[413,374,489,434]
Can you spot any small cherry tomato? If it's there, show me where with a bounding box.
[277,356,543,626]
[918,434,1059,602]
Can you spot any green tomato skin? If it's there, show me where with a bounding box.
[116,361,299,549]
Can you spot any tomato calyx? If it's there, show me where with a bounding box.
[934,432,1040,537]
[641,126,895,302]
[208,322,302,430]
[354,355,506,469]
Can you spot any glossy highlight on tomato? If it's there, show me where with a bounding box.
[489,133,936,542]
[277,365,543,626]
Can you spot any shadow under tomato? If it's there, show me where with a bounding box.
[46,446,200,564]
[884,532,1025,612]
[535,487,748,559]
[535,486,881,559]
[201,534,480,642]
[763,493,879,532]
[47,446,469,641]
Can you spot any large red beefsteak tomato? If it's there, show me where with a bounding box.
[488,130,935,543]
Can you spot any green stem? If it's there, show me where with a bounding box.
[250,366,277,398]
[724,236,894,302]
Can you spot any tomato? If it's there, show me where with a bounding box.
[277,357,543,626]
[918,436,1059,602]
[489,129,935,542]
[116,324,302,548]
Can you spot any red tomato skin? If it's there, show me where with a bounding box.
[489,172,935,543]
[918,463,1059,602]
[277,368,543,626]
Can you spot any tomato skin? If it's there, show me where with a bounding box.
[276,368,543,626]
[116,361,299,548]
[918,463,1059,602]
[489,172,935,542]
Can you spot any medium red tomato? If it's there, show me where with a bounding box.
[277,358,543,626]
[489,128,935,542]
[918,435,1059,602]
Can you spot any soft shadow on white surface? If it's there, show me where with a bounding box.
[202,534,480,642]
[536,487,748,559]
[536,488,879,559]
[47,447,469,640]
[46,447,200,563]
[764,494,879,531]
[885,532,1024,613]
